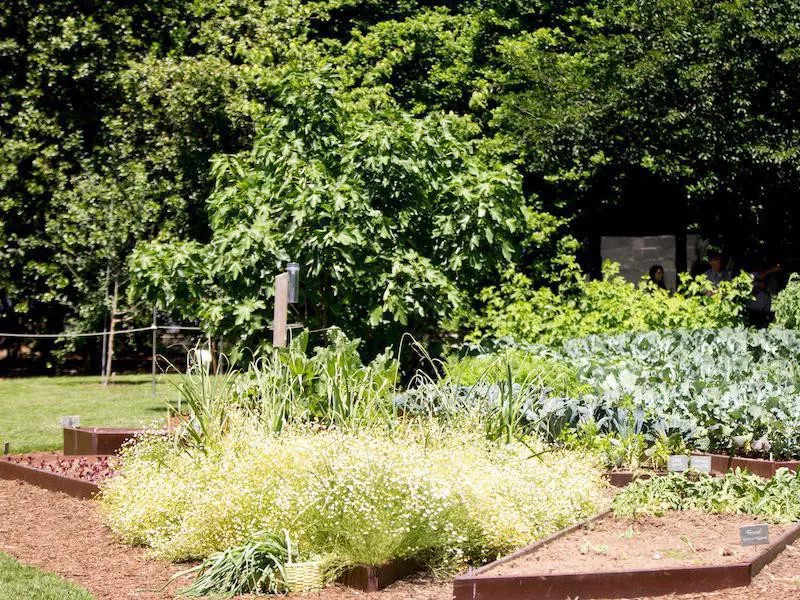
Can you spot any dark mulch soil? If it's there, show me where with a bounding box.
[1,478,800,599]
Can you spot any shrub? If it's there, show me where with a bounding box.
[613,469,800,523]
[773,274,800,329]
[100,424,606,570]
[468,261,752,346]
[442,347,586,395]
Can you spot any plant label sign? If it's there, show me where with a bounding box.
[689,455,712,474]
[740,524,769,546]
[59,415,80,428]
[667,455,689,472]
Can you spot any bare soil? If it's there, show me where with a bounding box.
[488,511,792,577]
[2,478,800,599]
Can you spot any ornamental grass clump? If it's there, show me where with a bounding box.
[100,423,606,571]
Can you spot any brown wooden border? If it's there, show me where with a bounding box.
[453,514,800,600]
[694,453,800,478]
[338,558,422,591]
[63,426,145,455]
[604,471,665,488]
[0,458,99,499]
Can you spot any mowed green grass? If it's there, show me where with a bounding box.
[0,374,183,454]
[0,552,92,600]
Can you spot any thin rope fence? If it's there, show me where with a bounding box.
[0,324,328,340]
[0,325,203,339]
[0,322,337,399]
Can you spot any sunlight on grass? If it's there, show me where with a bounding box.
[0,552,92,600]
[0,374,183,454]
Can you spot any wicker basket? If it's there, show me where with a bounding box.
[283,561,325,592]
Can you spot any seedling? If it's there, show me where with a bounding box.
[680,535,698,554]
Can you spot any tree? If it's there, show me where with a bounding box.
[129,69,572,356]
[0,0,317,342]
[490,0,800,252]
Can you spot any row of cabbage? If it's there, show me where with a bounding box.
[397,328,800,462]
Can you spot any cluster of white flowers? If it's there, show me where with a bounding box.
[100,424,607,569]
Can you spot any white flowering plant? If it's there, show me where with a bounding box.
[100,422,606,572]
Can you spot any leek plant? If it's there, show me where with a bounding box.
[236,328,399,432]
[177,531,292,596]
[169,351,238,453]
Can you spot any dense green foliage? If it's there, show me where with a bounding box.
[4,0,799,358]
[614,469,800,523]
[128,70,570,348]
[442,347,586,393]
[773,274,800,330]
[468,262,752,346]
[491,0,800,244]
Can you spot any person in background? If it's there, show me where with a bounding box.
[747,262,782,327]
[704,251,731,286]
[648,265,667,290]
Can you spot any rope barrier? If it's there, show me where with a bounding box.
[0,325,204,339]
[0,325,326,340]
[0,321,332,341]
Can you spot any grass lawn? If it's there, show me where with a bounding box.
[0,374,183,454]
[0,552,92,600]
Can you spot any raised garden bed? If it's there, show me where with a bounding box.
[604,470,664,487]
[338,558,423,591]
[0,453,117,499]
[695,453,800,478]
[63,426,145,455]
[453,510,800,600]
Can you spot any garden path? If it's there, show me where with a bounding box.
[0,478,189,599]
[1,478,799,600]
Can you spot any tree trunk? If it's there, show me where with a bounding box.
[103,279,118,386]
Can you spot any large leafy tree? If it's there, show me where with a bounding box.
[0,0,317,339]
[0,1,184,328]
[491,0,800,252]
[129,70,572,355]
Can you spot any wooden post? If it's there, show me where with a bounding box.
[103,278,118,386]
[273,272,289,348]
[100,320,108,384]
[209,337,218,374]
